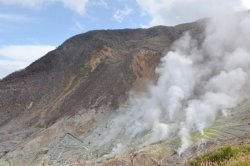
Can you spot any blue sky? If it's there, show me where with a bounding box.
[0,0,150,46]
[0,0,249,78]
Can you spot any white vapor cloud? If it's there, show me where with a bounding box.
[242,0,250,9]
[113,7,132,23]
[0,45,55,78]
[136,0,248,26]
[86,12,250,158]
[0,0,89,16]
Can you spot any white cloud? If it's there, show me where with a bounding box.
[136,0,247,26]
[74,21,85,31]
[242,0,250,9]
[69,20,85,32]
[0,45,55,78]
[0,60,28,78]
[0,45,55,62]
[113,7,132,23]
[0,13,34,22]
[61,0,89,16]
[0,0,89,16]
[90,0,108,9]
[0,0,45,8]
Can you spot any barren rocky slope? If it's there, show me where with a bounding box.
[0,18,249,166]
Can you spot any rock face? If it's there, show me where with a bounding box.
[1,20,248,166]
[0,23,203,127]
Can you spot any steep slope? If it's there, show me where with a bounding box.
[0,23,203,127]
[0,22,205,165]
[0,16,249,166]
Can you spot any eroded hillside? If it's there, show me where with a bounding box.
[0,14,250,166]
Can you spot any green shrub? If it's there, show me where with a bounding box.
[189,145,250,166]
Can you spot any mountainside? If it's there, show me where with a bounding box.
[0,16,249,166]
[0,22,203,127]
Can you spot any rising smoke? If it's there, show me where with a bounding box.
[102,11,250,157]
[175,12,250,154]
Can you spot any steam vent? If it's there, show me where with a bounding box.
[0,2,250,166]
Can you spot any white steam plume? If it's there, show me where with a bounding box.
[86,12,250,160]
[101,12,250,157]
